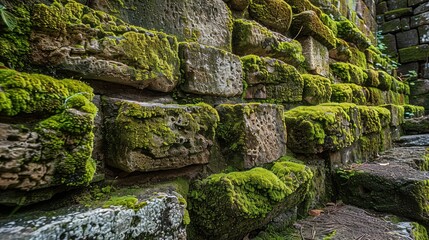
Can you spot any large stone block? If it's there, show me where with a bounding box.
[331,83,368,105]
[302,74,332,105]
[414,2,429,15]
[410,79,429,95]
[418,25,429,44]
[409,0,427,7]
[30,1,180,93]
[300,36,330,77]
[384,8,413,21]
[381,18,401,33]
[0,190,187,239]
[110,0,232,50]
[216,103,287,169]
[387,0,407,10]
[336,163,429,224]
[241,55,304,103]
[396,29,419,48]
[103,98,219,173]
[411,12,429,28]
[0,69,97,194]
[399,44,429,63]
[179,42,243,97]
[232,19,305,67]
[189,159,313,240]
[249,0,293,34]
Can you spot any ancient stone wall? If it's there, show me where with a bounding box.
[0,0,427,239]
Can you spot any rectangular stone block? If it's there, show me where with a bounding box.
[300,36,330,77]
[419,25,429,43]
[409,0,427,6]
[399,44,429,63]
[414,2,429,14]
[216,103,287,170]
[411,12,429,28]
[396,29,419,48]
[387,0,407,10]
[103,98,219,173]
[381,18,401,33]
[179,42,243,97]
[401,17,411,31]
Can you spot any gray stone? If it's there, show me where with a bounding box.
[387,0,408,10]
[409,0,427,7]
[411,12,429,28]
[419,25,429,43]
[396,29,419,48]
[397,62,419,76]
[179,42,243,97]
[113,0,232,50]
[0,191,187,240]
[381,18,401,33]
[382,33,398,56]
[103,98,219,173]
[410,79,429,95]
[300,36,330,77]
[376,1,388,15]
[401,17,411,30]
[216,103,287,169]
[414,2,429,14]
[385,8,412,21]
[397,133,429,145]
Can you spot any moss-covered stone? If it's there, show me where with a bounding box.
[399,45,429,63]
[384,8,413,21]
[232,19,305,67]
[381,104,405,127]
[331,83,368,104]
[188,160,313,239]
[320,13,338,36]
[104,99,219,173]
[357,105,391,134]
[216,103,287,169]
[302,74,332,105]
[330,62,368,85]
[336,18,371,50]
[284,104,356,154]
[378,70,394,91]
[364,69,380,88]
[329,39,352,62]
[348,47,367,69]
[249,0,293,34]
[290,11,336,49]
[404,104,426,118]
[284,0,322,16]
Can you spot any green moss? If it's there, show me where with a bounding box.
[348,47,367,69]
[330,62,368,85]
[103,195,147,210]
[411,222,429,240]
[271,40,306,67]
[336,18,371,50]
[330,38,352,62]
[384,8,412,20]
[331,83,367,104]
[356,106,390,134]
[302,74,332,105]
[398,45,429,63]
[284,0,322,16]
[364,69,380,87]
[249,0,293,34]
[0,5,31,69]
[290,11,337,49]
[320,13,338,36]
[377,70,393,91]
[404,104,426,118]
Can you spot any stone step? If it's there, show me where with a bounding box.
[335,162,429,224]
[396,134,429,147]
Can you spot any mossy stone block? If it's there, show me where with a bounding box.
[232,19,305,67]
[216,103,287,169]
[331,83,368,104]
[249,0,293,34]
[384,8,412,21]
[336,19,371,50]
[284,104,357,154]
[302,74,332,105]
[336,163,429,224]
[300,36,330,77]
[399,44,429,63]
[284,0,323,16]
[179,42,243,97]
[290,11,336,50]
[381,104,405,127]
[189,159,313,239]
[103,98,219,173]
[330,62,368,85]
[0,69,97,192]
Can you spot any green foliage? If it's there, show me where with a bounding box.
[103,195,147,210]
[0,4,17,30]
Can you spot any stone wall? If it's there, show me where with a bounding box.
[0,0,426,239]
[377,0,429,112]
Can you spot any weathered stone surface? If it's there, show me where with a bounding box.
[336,19,371,50]
[0,69,97,192]
[180,42,243,97]
[290,11,336,49]
[232,19,305,67]
[103,98,219,173]
[241,55,304,102]
[292,205,428,240]
[396,29,419,48]
[397,134,429,146]
[387,0,407,10]
[112,0,232,50]
[411,12,429,28]
[381,104,405,127]
[403,118,429,134]
[336,163,429,224]
[331,83,368,105]
[410,79,429,95]
[302,74,332,105]
[376,1,388,14]
[381,18,401,33]
[401,17,411,30]
[189,160,313,240]
[249,0,293,34]
[398,62,419,76]
[385,8,413,21]
[399,44,429,63]
[0,191,187,240]
[300,36,330,77]
[30,1,180,93]
[225,0,250,11]
[216,103,287,169]
[409,0,427,7]
[414,2,429,14]
[418,25,429,43]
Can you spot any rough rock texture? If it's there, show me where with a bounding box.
[179,42,243,97]
[300,36,330,77]
[216,103,287,169]
[103,98,219,173]
[189,160,313,240]
[241,55,304,103]
[403,116,429,134]
[302,74,332,105]
[248,0,293,34]
[336,163,429,224]
[0,191,187,240]
[30,1,180,92]
[232,19,305,67]
[0,69,97,193]
[397,134,429,147]
[110,0,232,50]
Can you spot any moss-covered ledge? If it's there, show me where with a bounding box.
[188,157,313,240]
